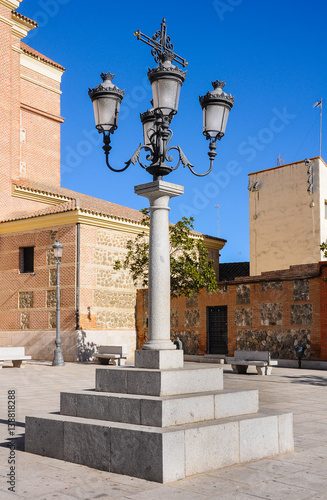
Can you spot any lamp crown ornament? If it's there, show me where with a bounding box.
[88,73,125,101]
[100,72,115,82]
[212,80,226,89]
[199,81,235,107]
[88,19,234,177]
[147,64,187,82]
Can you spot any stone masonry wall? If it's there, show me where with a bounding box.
[136,264,326,360]
[137,290,200,355]
[79,226,141,345]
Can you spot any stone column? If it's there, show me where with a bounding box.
[134,180,184,369]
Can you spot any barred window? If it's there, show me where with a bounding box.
[19,247,34,274]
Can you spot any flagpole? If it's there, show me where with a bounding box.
[320,98,322,157]
[314,99,323,157]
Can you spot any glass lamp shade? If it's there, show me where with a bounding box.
[199,80,234,140]
[52,240,63,260]
[203,102,231,139]
[140,109,156,147]
[148,63,186,116]
[88,72,125,133]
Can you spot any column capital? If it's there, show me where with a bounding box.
[134,180,184,200]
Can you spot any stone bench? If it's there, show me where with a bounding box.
[94,346,126,366]
[0,347,31,368]
[227,350,278,375]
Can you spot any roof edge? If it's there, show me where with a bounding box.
[12,10,37,27]
[249,156,326,177]
[20,41,65,72]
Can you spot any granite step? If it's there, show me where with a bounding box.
[60,388,259,427]
[95,364,224,396]
[25,410,294,484]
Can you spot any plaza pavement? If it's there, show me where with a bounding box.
[0,360,326,499]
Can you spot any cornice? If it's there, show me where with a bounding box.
[0,13,35,39]
[76,210,149,235]
[0,13,12,27]
[12,11,36,30]
[12,44,21,53]
[203,236,226,251]
[12,184,72,205]
[12,13,36,39]
[0,204,222,251]
[0,0,20,10]
[0,209,148,236]
[20,74,62,95]
[20,52,63,83]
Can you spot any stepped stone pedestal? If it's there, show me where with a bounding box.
[24,182,293,483]
[25,350,294,483]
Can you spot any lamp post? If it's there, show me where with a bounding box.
[52,239,64,366]
[89,19,234,368]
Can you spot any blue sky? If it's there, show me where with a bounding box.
[19,0,327,262]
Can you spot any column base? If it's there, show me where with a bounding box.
[142,339,176,351]
[135,349,184,369]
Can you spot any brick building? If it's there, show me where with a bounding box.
[138,154,327,363]
[0,0,224,362]
[136,155,327,362]
[137,263,327,362]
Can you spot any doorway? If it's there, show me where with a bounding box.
[207,306,228,354]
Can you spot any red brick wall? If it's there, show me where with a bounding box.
[20,108,61,187]
[0,8,20,216]
[137,263,327,361]
[0,4,63,219]
[0,225,76,356]
[319,263,327,359]
[20,66,61,115]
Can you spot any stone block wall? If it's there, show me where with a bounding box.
[78,225,141,359]
[237,329,311,360]
[136,263,327,361]
[137,290,200,355]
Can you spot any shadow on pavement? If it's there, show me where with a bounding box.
[284,375,327,386]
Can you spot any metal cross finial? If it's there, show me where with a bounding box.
[134,18,188,67]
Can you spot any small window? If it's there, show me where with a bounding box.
[325,201,327,219]
[19,247,34,273]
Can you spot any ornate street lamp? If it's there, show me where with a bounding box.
[88,19,234,368]
[52,240,64,367]
[88,18,234,178]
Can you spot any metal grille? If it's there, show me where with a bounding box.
[207,306,228,354]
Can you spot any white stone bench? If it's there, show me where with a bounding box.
[228,350,278,376]
[0,347,31,368]
[94,346,126,366]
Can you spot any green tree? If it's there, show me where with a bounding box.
[321,241,327,257]
[114,210,218,297]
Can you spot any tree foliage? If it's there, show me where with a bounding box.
[114,210,218,297]
[321,241,327,258]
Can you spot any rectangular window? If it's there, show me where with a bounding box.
[19,247,34,273]
[325,201,327,219]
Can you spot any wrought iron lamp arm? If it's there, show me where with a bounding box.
[165,138,217,177]
[102,132,131,173]
[102,131,156,172]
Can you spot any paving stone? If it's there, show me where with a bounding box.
[0,362,326,498]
